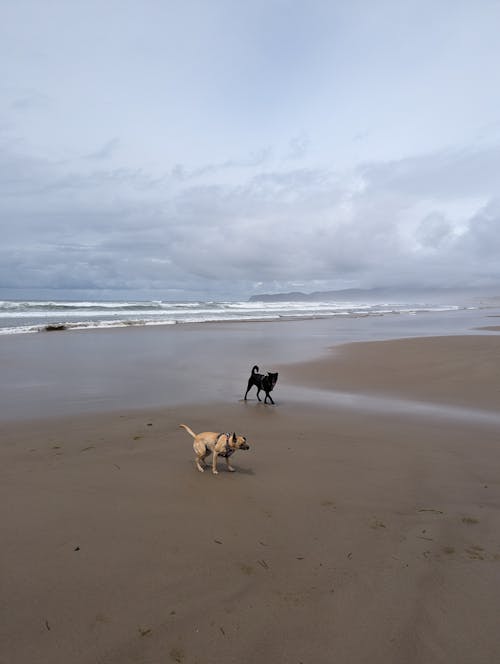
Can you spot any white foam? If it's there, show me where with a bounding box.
[0,298,470,335]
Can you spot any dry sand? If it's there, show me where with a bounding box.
[1,332,500,663]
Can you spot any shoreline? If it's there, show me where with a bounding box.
[0,307,469,337]
[2,292,491,338]
[2,307,500,422]
[3,331,500,428]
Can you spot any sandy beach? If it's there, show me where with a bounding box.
[2,311,500,663]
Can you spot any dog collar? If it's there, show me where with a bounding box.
[216,433,234,458]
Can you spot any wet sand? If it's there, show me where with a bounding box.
[0,306,494,421]
[283,334,500,412]
[1,315,500,663]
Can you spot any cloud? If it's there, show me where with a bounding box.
[457,198,500,261]
[2,1,500,304]
[284,133,310,160]
[84,138,120,160]
[359,145,500,199]
[415,212,453,249]
[1,133,500,298]
[9,89,50,110]
[171,147,272,182]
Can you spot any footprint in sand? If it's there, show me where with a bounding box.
[466,545,485,560]
[464,547,500,561]
[170,647,185,663]
[95,613,110,624]
[462,516,479,525]
[240,564,254,575]
[417,508,444,514]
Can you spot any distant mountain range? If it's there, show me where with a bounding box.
[248,287,500,303]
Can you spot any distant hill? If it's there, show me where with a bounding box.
[248,287,500,303]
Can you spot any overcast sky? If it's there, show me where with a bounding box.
[1,0,500,300]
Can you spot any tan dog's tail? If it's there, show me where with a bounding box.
[179,424,197,438]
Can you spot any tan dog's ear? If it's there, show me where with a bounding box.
[232,433,236,443]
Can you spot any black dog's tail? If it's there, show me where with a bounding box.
[251,365,259,374]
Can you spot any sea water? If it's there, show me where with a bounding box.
[0,299,465,335]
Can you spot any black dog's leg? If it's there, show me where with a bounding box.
[244,377,256,400]
[264,392,275,405]
[256,387,262,401]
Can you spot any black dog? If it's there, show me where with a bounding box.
[244,365,279,404]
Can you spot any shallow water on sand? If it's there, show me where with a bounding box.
[284,384,500,428]
[0,307,498,421]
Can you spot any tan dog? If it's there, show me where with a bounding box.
[179,424,250,474]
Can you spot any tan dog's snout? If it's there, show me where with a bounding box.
[236,435,249,450]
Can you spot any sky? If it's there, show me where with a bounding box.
[1,0,500,301]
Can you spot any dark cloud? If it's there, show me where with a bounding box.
[457,199,500,260]
[416,212,453,248]
[1,136,500,298]
[2,1,500,299]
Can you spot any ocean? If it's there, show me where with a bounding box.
[0,298,466,335]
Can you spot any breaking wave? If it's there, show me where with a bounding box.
[0,299,465,335]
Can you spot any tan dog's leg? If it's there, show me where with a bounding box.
[193,439,210,472]
[195,453,207,472]
[212,451,219,475]
[225,457,235,472]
